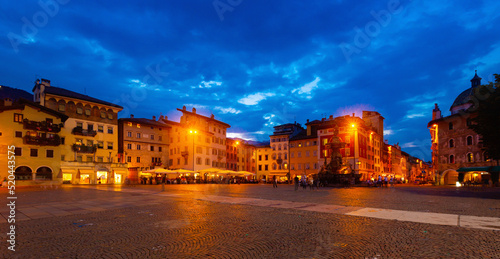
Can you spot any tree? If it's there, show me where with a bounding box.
[468,74,500,165]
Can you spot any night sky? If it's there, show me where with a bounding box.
[1,0,500,161]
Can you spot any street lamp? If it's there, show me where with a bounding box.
[189,130,197,171]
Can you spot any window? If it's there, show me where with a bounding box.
[265,155,268,161]
[107,127,113,134]
[87,140,93,146]
[258,165,262,171]
[137,144,141,150]
[30,149,38,157]
[159,136,162,141]
[136,157,141,163]
[127,131,132,137]
[98,125,104,133]
[127,156,132,163]
[15,131,22,138]
[97,157,103,162]
[265,165,268,171]
[76,107,83,114]
[98,141,104,149]
[206,158,210,165]
[137,133,141,138]
[85,109,91,116]
[449,139,454,148]
[76,122,83,128]
[15,147,22,156]
[196,157,202,165]
[196,147,202,154]
[306,151,310,157]
[259,155,262,161]
[107,142,113,149]
[87,156,93,162]
[467,153,474,163]
[14,113,23,122]
[58,104,65,112]
[449,155,455,164]
[108,113,113,120]
[313,150,317,157]
[100,111,106,118]
[298,152,302,158]
[150,146,155,151]
[467,136,473,145]
[449,122,453,130]
[159,147,162,152]
[150,135,155,140]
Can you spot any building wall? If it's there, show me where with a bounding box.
[256,146,272,180]
[290,137,319,177]
[0,104,64,185]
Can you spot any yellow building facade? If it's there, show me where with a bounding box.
[0,98,67,186]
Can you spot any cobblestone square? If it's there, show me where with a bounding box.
[1,184,499,258]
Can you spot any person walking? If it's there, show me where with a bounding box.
[301,175,307,190]
[294,176,299,191]
[272,175,278,188]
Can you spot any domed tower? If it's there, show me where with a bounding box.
[450,70,482,115]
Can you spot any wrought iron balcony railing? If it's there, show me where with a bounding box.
[72,144,97,153]
[72,126,97,137]
[23,119,62,133]
[23,134,61,146]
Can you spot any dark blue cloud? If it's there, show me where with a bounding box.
[2,0,500,161]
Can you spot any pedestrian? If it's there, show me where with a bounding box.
[309,178,314,190]
[377,175,382,187]
[294,176,299,191]
[384,176,388,188]
[272,175,278,188]
[302,176,307,190]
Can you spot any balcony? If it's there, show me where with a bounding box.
[23,134,61,146]
[72,126,97,137]
[151,162,163,167]
[23,119,62,133]
[72,144,97,153]
[181,151,189,157]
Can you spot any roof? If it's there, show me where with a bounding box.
[44,86,123,109]
[0,85,33,101]
[0,98,68,122]
[289,129,316,141]
[119,118,171,128]
[177,108,231,128]
[450,88,474,110]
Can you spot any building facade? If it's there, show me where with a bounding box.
[428,72,497,185]
[118,115,170,183]
[33,79,127,184]
[0,98,68,185]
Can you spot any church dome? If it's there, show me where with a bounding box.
[449,71,482,113]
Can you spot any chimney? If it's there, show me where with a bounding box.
[432,103,441,120]
[153,115,156,121]
[352,113,355,117]
[329,115,333,120]
[210,114,214,119]
[307,119,309,123]
[41,78,51,87]
[192,107,196,113]
[182,106,186,111]
[130,114,134,118]
[160,115,165,120]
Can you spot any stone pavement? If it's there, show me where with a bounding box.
[0,184,499,258]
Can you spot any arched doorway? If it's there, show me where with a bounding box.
[15,166,33,180]
[36,167,53,180]
[442,169,458,185]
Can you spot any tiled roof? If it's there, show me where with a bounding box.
[0,98,68,121]
[119,118,171,128]
[176,108,230,128]
[44,86,123,109]
[0,85,33,101]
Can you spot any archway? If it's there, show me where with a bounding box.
[36,166,53,180]
[15,166,32,180]
[442,169,458,185]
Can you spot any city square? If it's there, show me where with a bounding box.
[1,184,499,258]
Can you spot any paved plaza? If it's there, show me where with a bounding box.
[0,184,499,258]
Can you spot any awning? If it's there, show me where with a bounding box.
[457,167,491,172]
[79,169,95,175]
[113,169,128,174]
[490,166,500,173]
[60,169,77,174]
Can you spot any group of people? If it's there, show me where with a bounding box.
[293,175,320,190]
[367,175,395,188]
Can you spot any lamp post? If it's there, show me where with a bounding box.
[189,130,197,171]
